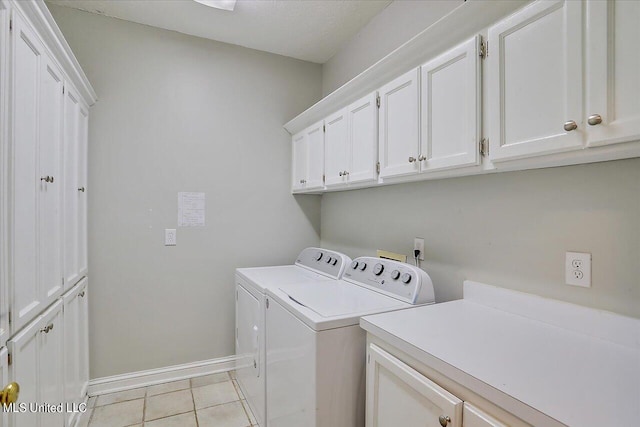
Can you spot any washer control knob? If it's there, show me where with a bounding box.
[331,258,338,266]
[315,252,323,261]
[391,270,400,280]
[359,262,367,271]
[373,263,384,276]
[326,256,333,264]
[351,261,359,269]
[401,273,412,284]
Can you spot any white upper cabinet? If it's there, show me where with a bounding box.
[420,36,481,173]
[324,108,349,187]
[378,68,420,178]
[291,131,307,191]
[347,92,378,184]
[463,404,509,427]
[305,121,325,190]
[77,105,89,279]
[585,0,640,147]
[487,0,584,161]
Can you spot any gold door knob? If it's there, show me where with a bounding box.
[587,114,602,126]
[0,382,19,406]
[438,415,451,427]
[563,120,578,132]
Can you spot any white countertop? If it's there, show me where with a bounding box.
[360,281,640,427]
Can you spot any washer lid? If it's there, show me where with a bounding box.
[236,265,331,292]
[270,280,410,330]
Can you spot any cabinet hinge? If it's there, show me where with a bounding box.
[376,162,380,174]
[323,124,325,133]
[8,310,11,325]
[479,40,488,59]
[9,19,12,31]
[7,353,11,366]
[479,138,489,157]
[322,174,326,184]
[376,95,381,109]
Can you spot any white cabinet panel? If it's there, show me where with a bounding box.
[38,55,64,306]
[0,347,9,427]
[464,404,509,427]
[291,131,307,191]
[8,300,64,427]
[420,36,480,172]
[76,105,88,279]
[305,121,324,190]
[366,344,462,427]
[0,0,10,349]
[63,279,88,427]
[78,282,89,398]
[11,10,44,333]
[488,0,584,161]
[378,68,420,178]
[348,92,378,184]
[586,0,640,147]
[324,109,348,187]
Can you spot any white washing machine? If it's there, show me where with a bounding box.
[264,256,435,427]
[235,247,352,427]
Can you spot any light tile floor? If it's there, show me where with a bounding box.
[77,372,256,427]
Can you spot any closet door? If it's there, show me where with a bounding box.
[347,92,378,184]
[487,0,584,161]
[63,86,80,288]
[324,108,348,187]
[420,36,481,172]
[0,0,10,349]
[77,105,89,278]
[38,302,64,427]
[291,131,307,192]
[78,281,89,398]
[38,54,64,307]
[305,121,325,190]
[378,68,420,178]
[585,0,640,147]
[63,284,81,417]
[11,10,45,333]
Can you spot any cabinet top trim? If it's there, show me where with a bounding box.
[283,0,529,135]
[12,0,98,106]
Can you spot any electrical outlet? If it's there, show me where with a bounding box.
[565,252,591,287]
[165,229,176,246]
[414,238,425,261]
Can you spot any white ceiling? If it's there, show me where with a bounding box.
[47,0,393,63]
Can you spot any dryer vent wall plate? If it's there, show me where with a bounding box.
[376,250,406,263]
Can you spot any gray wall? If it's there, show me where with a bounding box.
[322,0,463,96]
[49,5,322,378]
[321,160,640,318]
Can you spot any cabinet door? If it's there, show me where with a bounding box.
[38,54,64,306]
[38,302,64,427]
[291,131,307,191]
[378,68,420,178]
[0,348,9,427]
[76,105,88,278]
[63,87,79,288]
[63,284,80,413]
[11,10,45,333]
[586,0,640,147]
[487,0,584,161]
[366,344,462,427]
[463,404,509,427]
[420,36,481,172]
[0,0,10,350]
[324,109,349,187]
[305,121,324,190]
[78,281,89,398]
[348,92,378,184]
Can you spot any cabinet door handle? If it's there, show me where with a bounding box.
[79,291,85,298]
[418,155,426,162]
[78,187,85,192]
[587,114,602,126]
[40,176,51,183]
[343,171,349,176]
[49,176,54,183]
[339,171,343,176]
[408,157,416,163]
[438,415,451,427]
[40,323,54,334]
[563,120,578,132]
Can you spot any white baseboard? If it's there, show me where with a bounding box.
[87,355,237,396]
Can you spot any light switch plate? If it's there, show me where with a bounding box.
[165,229,176,246]
[565,252,591,287]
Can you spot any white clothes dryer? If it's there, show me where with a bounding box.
[235,248,352,427]
[264,256,435,427]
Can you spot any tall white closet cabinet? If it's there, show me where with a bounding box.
[0,1,96,425]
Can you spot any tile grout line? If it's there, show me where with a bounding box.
[191,385,200,427]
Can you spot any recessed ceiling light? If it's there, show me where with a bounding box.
[193,0,237,12]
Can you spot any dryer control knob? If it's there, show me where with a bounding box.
[331,258,338,266]
[326,256,333,264]
[391,270,400,280]
[315,252,323,261]
[351,261,359,269]
[359,262,367,271]
[401,273,412,284]
[373,263,384,276]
